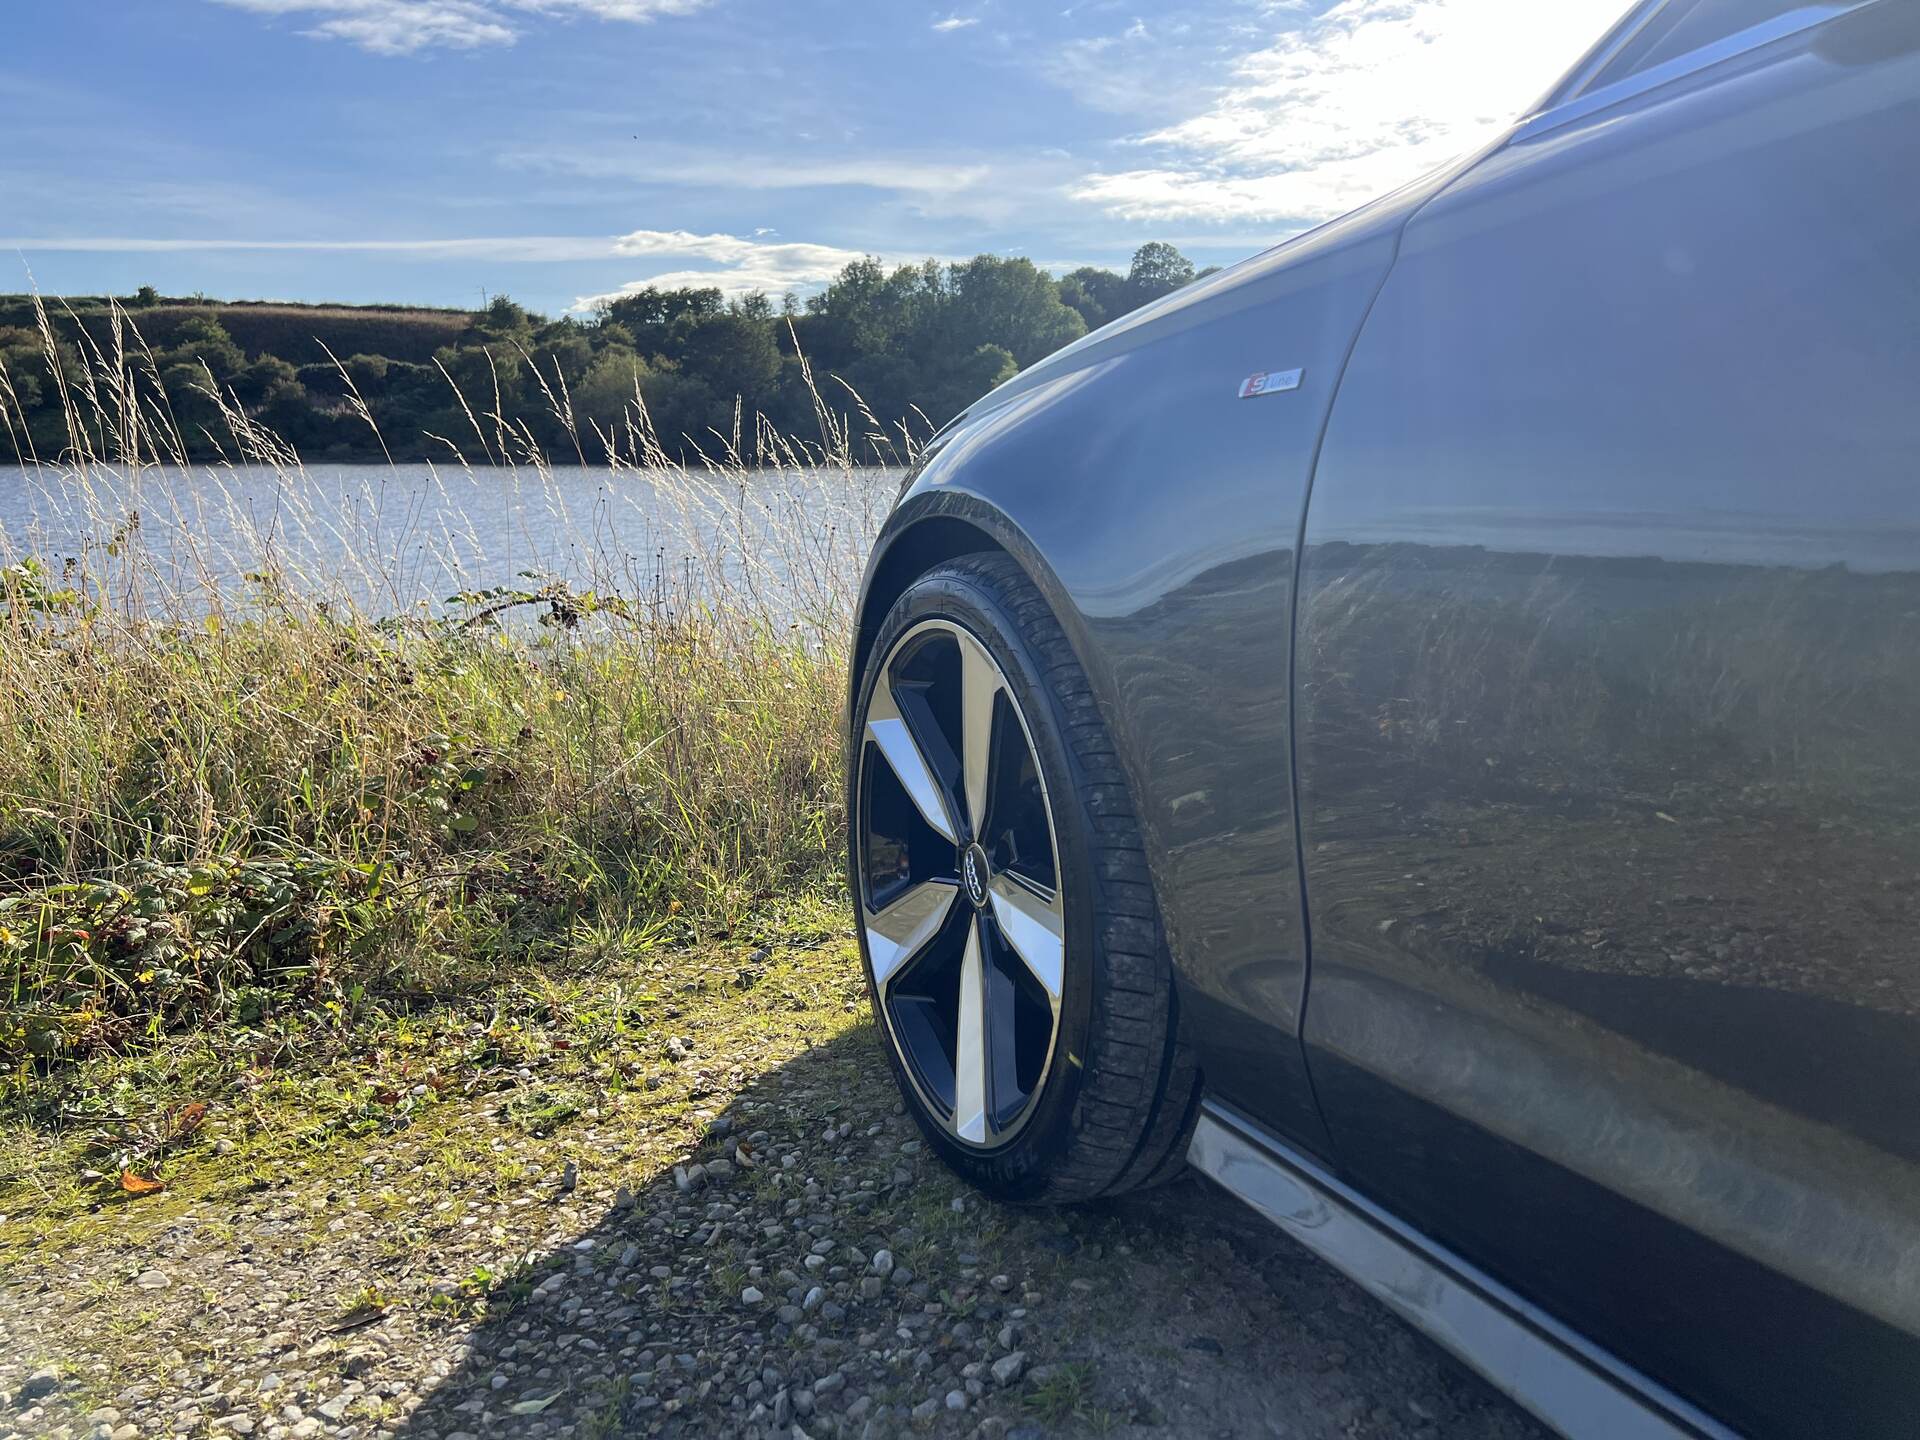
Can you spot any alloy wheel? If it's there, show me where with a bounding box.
[856,618,1067,1149]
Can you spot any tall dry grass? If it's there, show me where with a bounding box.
[0,297,903,1065]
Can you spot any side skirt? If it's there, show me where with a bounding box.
[1186,1101,1737,1440]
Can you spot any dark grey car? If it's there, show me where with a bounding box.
[844,3,1920,1435]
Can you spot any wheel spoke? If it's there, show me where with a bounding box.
[989,875,1065,1001]
[953,916,991,1143]
[957,629,1002,841]
[866,683,957,844]
[861,616,1069,1150]
[866,880,959,993]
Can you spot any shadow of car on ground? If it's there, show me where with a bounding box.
[390,1024,1547,1440]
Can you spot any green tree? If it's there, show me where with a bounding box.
[159,317,245,385]
[1126,241,1197,306]
[944,256,1085,368]
[1057,266,1129,331]
[233,355,298,407]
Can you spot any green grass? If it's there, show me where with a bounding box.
[0,293,879,1080]
[0,595,849,1066]
[0,892,864,1258]
[1024,1361,1101,1426]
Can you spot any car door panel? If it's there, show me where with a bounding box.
[1294,7,1920,1434]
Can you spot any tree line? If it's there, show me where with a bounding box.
[0,242,1211,466]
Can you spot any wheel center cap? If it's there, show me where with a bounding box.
[961,843,992,910]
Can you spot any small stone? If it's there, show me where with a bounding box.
[945,1389,967,1410]
[741,1286,765,1305]
[870,1249,895,1276]
[991,1351,1027,1386]
[989,1274,1012,1292]
[212,1416,255,1434]
[912,1396,941,1421]
[802,1286,825,1311]
[22,1368,61,1400]
[134,1269,171,1291]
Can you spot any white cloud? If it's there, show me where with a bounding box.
[501,146,992,198]
[573,229,968,311]
[208,0,708,55]
[0,235,626,260]
[575,229,877,309]
[932,14,978,32]
[1072,0,1627,224]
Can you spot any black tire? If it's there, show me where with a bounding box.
[849,552,1200,1203]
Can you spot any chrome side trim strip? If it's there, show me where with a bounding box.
[1186,1104,1737,1440]
[1537,0,1673,113]
[1511,2,1874,145]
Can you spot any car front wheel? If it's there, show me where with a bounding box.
[849,552,1198,1203]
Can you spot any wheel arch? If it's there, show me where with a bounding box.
[850,492,1093,729]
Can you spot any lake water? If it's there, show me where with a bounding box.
[0,462,900,622]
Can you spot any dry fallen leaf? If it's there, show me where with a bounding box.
[120,1169,166,1195]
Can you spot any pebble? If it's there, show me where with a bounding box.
[134,1269,172,1290]
[741,1286,765,1305]
[991,1351,1028,1386]
[22,1368,61,1400]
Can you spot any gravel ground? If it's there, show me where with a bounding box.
[0,924,1548,1440]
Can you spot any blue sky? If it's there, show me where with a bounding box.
[2,0,1625,316]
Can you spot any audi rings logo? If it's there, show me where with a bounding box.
[962,843,991,909]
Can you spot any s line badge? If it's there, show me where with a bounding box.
[1239,367,1303,398]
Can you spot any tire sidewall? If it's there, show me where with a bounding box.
[849,562,1100,1201]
